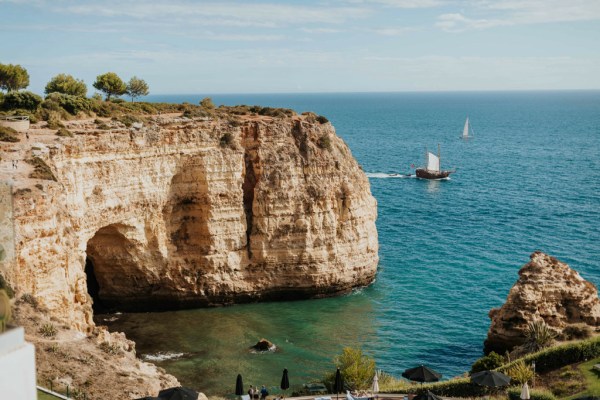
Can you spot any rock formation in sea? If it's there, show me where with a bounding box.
[2,112,378,329]
[484,251,600,354]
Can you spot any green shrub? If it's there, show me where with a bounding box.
[111,98,125,104]
[0,126,20,142]
[2,91,42,111]
[562,324,593,340]
[318,134,332,150]
[397,337,600,399]
[46,114,64,129]
[182,106,211,119]
[200,97,215,110]
[524,321,557,353]
[220,132,233,148]
[316,115,329,124]
[90,99,114,117]
[507,388,556,400]
[471,351,506,373]
[250,106,294,118]
[498,336,600,375]
[44,92,92,115]
[548,379,585,397]
[411,377,487,398]
[44,73,87,97]
[506,360,534,384]
[324,347,376,391]
[20,293,38,308]
[99,341,121,355]
[118,114,143,127]
[40,97,62,112]
[56,128,73,137]
[39,323,57,337]
[26,157,57,181]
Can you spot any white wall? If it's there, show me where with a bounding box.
[0,327,37,400]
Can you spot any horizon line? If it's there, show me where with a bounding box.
[145,88,600,97]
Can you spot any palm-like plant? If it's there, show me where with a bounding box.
[507,360,535,384]
[524,320,556,353]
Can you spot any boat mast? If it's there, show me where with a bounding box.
[424,146,428,170]
[438,143,441,170]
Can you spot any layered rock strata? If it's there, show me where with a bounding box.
[484,251,600,354]
[1,113,378,331]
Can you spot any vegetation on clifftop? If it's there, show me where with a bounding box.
[0,63,301,125]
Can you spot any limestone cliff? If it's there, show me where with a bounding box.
[484,251,600,354]
[1,112,378,331]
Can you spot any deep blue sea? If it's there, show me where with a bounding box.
[103,91,600,395]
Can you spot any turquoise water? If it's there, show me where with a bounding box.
[102,91,600,395]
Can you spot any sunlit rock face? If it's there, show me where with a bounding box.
[484,251,600,354]
[5,113,378,330]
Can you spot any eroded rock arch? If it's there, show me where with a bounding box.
[85,223,165,311]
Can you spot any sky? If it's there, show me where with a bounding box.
[2,0,600,94]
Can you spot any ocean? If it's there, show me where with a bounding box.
[100,91,600,395]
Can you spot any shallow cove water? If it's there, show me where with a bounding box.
[99,91,600,396]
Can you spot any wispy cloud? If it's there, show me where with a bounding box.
[345,0,444,8]
[369,27,416,35]
[300,27,344,34]
[437,0,600,31]
[58,1,369,28]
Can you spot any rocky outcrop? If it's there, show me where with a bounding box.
[484,251,600,354]
[251,338,275,351]
[1,113,378,332]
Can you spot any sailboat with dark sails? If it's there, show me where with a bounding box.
[415,144,454,180]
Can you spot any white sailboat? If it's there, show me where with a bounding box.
[461,117,474,139]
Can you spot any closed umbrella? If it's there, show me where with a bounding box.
[236,374,244,397]
[372,373,379,399]
[402,365,442,383]
[334,368,344,400]
[280,368,290,398]
[520,382,530,400]
[470,371,511,388]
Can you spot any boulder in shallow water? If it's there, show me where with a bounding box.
[251,338,274,351]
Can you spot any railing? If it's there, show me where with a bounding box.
[37,384,90,400]
[37,386,69,399]
[0,115,29,121]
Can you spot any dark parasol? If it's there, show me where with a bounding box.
[470,370,511,387]
[402,365,442,383]
[236,374,244,396]
[281,368,290,398]
[334,368,344,400]
[157,386,199,400]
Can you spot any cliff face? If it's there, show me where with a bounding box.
[1,113,378,331]
[484,251,600,354]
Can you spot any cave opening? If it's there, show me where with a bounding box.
[85,224,151,312]
[84,256,103,312]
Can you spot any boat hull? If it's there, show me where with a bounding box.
[415,169,452,180]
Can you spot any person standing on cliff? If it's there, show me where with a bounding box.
[248,385,255,399]
[260,385,268,400]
